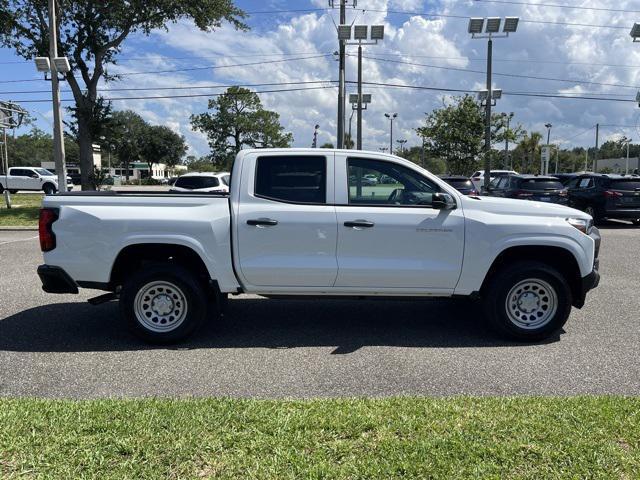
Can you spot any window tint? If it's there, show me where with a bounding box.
[565,178,580,189]
[519,179,564,190]
[445,179,473,189]
[579,178,593,188]
[255,155,326,204]
[347,158,439,206]
[609,179,640,190]
[174,176,220,189]
[497,177,510,188]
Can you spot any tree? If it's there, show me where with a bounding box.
[191,86,293,169]
[396,146,446,174]
[0,1,246,190]
[416,95,485,175]
[5,127,78,167]
[514,132,543,173]
[320,142,334,149]
[106,110,147,181]
[139,125,187,177]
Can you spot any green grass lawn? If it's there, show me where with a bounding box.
[1,397,638,479]
[0,194,43,226]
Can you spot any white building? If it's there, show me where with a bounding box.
[597,157,640,174]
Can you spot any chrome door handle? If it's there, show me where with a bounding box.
[247,218,278,227]
[344,220,375,228]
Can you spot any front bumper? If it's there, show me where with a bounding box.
[574,227,601,308]
[37,265,78,294]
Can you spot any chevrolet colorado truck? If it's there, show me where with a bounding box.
[37,149,600,344]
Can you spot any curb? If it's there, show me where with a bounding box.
[0,226,38,231]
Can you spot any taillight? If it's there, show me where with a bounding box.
[515,190,533,198]
[468,189,479,196]
[39,208,59,252]
[604,190,622,198]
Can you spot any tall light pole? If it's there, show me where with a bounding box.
[469,16,519,190]
[312,124,320,148]
[349,93,371,149]
[379,147,388,153]
[624,137,632,174]
[396,139,407,155]
[333,0,348,149]
[385,113,397,154]
[544,123,552,175]
[502,112,513,169]
[341,24,384,150]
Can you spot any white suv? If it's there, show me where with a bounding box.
[169,172,230,193]
[0,167,73,194]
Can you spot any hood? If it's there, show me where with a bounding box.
[461,195,590,220]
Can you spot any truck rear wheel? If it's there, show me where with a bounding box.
[120,263,207,344]
[43,183,56,195]
[483,261,572,342]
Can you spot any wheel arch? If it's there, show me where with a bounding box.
[109,243,213,290]
[480,245,583,307]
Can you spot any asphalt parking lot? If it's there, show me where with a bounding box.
[1,224,639,399]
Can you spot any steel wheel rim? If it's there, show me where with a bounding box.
[134,280,188,333]
[585,206,595,217]
[505,278,558,329]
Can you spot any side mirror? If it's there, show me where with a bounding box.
[31,174,39,178]
[432,192,456,210]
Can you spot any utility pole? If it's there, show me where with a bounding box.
[544,123,552,175]
[483,37,493,190]
[625,137,632,174]
[312,124,319,148]
[337,0,346,149]
[593,123,599,172]
[503,113,512,169]
[48,0,67,192]
[356,43,362,150]
[420,136,426,167]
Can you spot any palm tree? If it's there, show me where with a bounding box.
[517,132,543,173]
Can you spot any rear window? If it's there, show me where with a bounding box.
[519,179,564,190]
[446,179,473,189]
[608,179,640,190]
[174,176,220,189]
[255,155,326,204]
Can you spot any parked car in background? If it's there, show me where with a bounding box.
[0,167,73,194]
[566,174,640,225]
[485,175,569,205]
[471,169,518,193]
[439,175,479,195]
[170,172,230,193]
[167,177,178,186]
[551,173,580,185]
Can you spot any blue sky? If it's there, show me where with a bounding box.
[2,0,640,157]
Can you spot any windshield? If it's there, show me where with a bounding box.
[221,175,230,186]
[520,179,564,190]
[34,168,54,176]
[445,179,473,189]
[174,176,220,189]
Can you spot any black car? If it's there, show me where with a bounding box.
[485,174,568,205]
[566,174,640,225]
[551,173,580,186]
[439,175,478,195]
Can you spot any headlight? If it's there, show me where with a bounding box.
[566,217,593,235]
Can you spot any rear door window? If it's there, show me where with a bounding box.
[255,155,326,204]
[174,176,220,189]
[608,179,640,190]
[520,179,564,190]
[579,178,593,188]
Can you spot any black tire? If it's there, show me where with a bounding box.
[482,260,572,342]
[9,190,18,194]
[119,263,208,344]
[42,183,56,195]
[584,205,601,224]
[0,184,4,194]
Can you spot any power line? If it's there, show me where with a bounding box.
[0,80,336,95]
[357,54,640,90]
[12,85,337,103]
[473,0,640,14]
[0,54,332,84]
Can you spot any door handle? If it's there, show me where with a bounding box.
[344,220,375,228]
[247,218,278,227]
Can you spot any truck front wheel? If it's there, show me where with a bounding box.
[483,261,572,342]
[120,263,207,344]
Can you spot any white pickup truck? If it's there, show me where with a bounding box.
[0,166,73,194]
[37,149,600,344]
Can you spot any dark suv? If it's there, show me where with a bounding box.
[566,174,640,225]
[485,174,568,205]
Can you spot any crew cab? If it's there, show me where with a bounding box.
[0,167,73,194]
[37,149,600,344]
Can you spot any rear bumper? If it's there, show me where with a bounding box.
[37,265,78,294]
